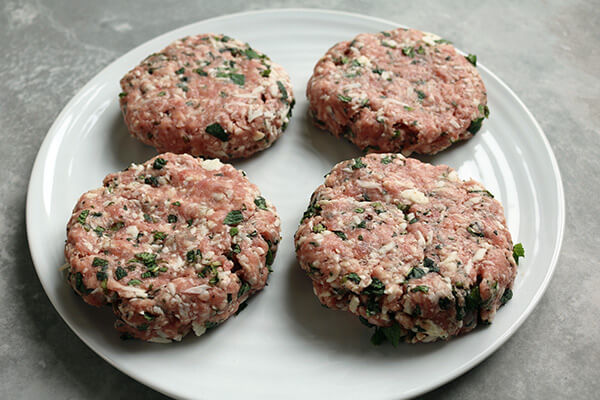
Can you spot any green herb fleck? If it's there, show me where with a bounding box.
[195,68,208,76]
[406,267,425,280]
[415,90,426,100]
[371,327,386,345]
[411,285,429,293]
[351,157,367,169]
[167,214,178,223]
[254,196,268,210]
[467,222,485,237]
[74,272,92,294]
[229,227,239,237]
[478,104,490,118]
[337,94,352,103]
[467,117,484,134]
[153,231,167,242]
[244,48,260,59]
[115,267,127,281]
[402,46,415,58]
[223,210,243,226]
[175,67,185,74]
[77,210,89,225]
[468,189,494,198]
[465,53,477,66]
[143,312,155,321]
[513,243,525,265]
[374,322,403,347]
[344,273,361,284]
[205,122,229,141]
[312,223,326,233]
[238,281,251,297]
[265,246,274,266]
[186,250,197,263]
[423,257,438,272]
[153,157,167,170]
[276,81,288,100]
[135,252,157,268]
[363,278,385,296]
[92,257,108,268]
[118,92,127,98]
[205,321,219,329]
[333,231,347,240]
[465,286,481,310]
[501,288,513,305]
[229,73,245,86]
[127,279,141,286]
[144,176,160,187]
[355,207,365,213]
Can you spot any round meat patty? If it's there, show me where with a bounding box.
[120,34,295,160]
[306,28,489,155]
[294,153,517,344]
[64,153,280,342]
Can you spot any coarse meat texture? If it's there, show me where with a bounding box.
[64,153,280,342]
[307,28,488,155]
[120,34,295,160]
[294,153,517,344]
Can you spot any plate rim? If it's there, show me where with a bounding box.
[26,7,565,400]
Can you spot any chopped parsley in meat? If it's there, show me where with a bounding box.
[205,123,230,141]
[223,210,244,226]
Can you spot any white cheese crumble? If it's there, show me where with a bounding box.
[421,31,442,46]
[401,189,429,204]
[472,247,488,262]
[357,180,381,189]
[349,296,360,313]
[192,322,207,336]
[201,159,223,171]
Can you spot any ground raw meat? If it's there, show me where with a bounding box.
[294,153,517,343]
[64,153,280,342]
[120,34,295,160]
[307,28,488,155]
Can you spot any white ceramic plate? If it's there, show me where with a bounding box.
[27,9,564,400]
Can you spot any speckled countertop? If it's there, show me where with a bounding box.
[1,1,598,399]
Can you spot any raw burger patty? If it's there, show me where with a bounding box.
[64,153,280,342]
[120,34,295,160]
[307,28,488,155]
[294,153,517,343]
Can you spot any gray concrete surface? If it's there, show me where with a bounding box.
[1,0,598,398]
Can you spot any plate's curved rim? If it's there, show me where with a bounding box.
[26,8,565,400]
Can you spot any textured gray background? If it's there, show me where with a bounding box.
[1,0,598,399]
